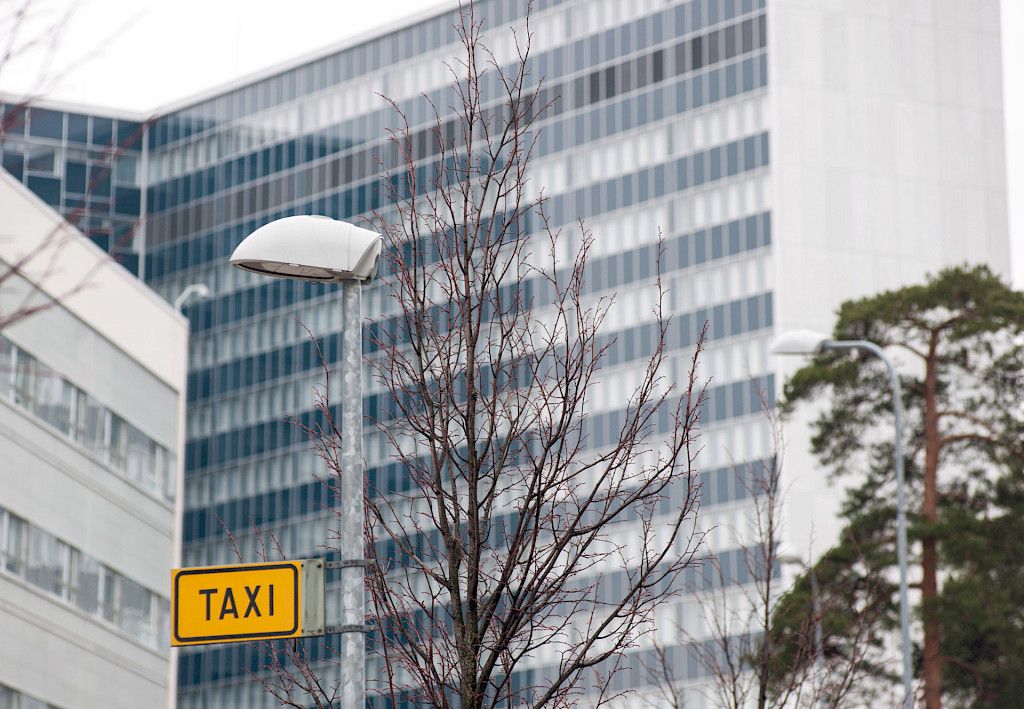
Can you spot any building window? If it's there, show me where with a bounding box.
[25,527,71,598]
[1,511,28,575]
[25,146,56,175]
[73,553,102,615]
[100,566,119,625]
[118,576,156,645]
[108,414,128,470]
[28,107,63,140]
[0,337,12,400]
[33,368,72,436]
[78,390,109,459]
[13,349,36,409]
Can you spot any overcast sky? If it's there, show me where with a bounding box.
[2,0,1021,286]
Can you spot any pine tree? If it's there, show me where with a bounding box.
[777,265,1024,708]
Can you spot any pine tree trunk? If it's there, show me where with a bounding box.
[922,339,942,709]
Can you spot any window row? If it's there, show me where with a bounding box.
[183,315,772,478]
[146,0,630,185]
[182,207,768,408]
[188,368,323,440]
[145,48,766,292]
[0,506,169,651]
[186,212,770,420]
[0,104,144,150]
[149,0,562,150]
[168,127,768,349]
[0,337,177,502]
[144,10,765,222]
[183,512,330,569]
[184,446,320,511]
[187,287,347,371]
[156,0,763,163]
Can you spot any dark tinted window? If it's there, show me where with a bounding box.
[116,120,143,150]
[91,117,113,146]
[27,175,60,205]
[28,108,63,139]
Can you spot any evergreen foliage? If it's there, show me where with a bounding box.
[774,265,1024,707]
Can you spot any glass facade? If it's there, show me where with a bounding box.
[158,0,773,704]
[0,104,145,274]
[2,0,774,705]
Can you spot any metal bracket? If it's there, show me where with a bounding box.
[325,559,372,570]
[325,624,374,634]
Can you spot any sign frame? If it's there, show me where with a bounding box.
[171,558,325,646]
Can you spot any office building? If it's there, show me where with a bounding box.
[0,172,187,708]
[0,100,147,275]
[0,0,1011,706]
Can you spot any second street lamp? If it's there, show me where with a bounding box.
[230,215,383,709]
[771,329,914,709]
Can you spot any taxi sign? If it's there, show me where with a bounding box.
[171,559,324,646]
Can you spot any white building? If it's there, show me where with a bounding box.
[0,171,187,708]
[769,0,1010,560]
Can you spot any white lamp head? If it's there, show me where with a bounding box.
[770,329,831,356]
[230,215,383,283]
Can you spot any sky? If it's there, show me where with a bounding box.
[2,0,1022,287]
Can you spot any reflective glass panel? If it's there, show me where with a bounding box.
[74,552,102,615]
[26,526,67,596]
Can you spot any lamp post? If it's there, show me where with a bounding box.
[230,215,383,709]
[173,283,211,312]
[778,554,824,705]
[771,329,914,709]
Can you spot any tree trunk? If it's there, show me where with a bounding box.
[922,336,942,709]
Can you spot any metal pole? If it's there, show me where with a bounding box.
[339,280,365,709]
[824,340,913,709]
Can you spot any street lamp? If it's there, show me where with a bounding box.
[778,554,824,705]
[771,329,914,709]
[173,283,211,311]
[231,215,383,709]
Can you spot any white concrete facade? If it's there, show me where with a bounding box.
[766,0,1010,560]
[0,172,187,708]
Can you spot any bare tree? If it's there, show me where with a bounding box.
[250,3,711,707]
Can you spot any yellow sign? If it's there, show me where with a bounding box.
[171,560,323,646]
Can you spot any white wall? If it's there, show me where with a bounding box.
[0,175,188,708]
[0,575,169,709]
[767,0,1011,555]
